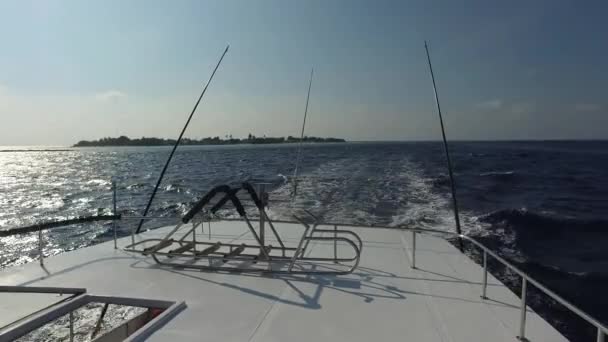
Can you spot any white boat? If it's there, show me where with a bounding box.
[0,181,606,342]
[1,45,605,342]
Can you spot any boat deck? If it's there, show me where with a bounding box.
[0,221,567,341]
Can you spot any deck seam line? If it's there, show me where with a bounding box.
[443,250,516,340]
[247,296,280,342]
[399,232,451,342]
[247,233,319,342]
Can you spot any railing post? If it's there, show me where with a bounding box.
[411,231,416,269]
[112,179,117,249]
[257,184,266,252]
[517,278,527,340]
[69,310,74,342]
[334,225,338,263]
[192,221,197,253]
[599,328,605,342]
[481,250,488,299]
[38,228,44,266]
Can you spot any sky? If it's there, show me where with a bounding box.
[0,0,607,145]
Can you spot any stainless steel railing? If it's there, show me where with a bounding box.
[325,222,608,341]
[219,218,608,341]
[459,234,608,342]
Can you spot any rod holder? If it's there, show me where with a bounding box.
[598,328,605,342]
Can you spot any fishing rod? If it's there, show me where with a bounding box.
[424,41,464,252]
[292,68,314,199]
[136,45,230,234]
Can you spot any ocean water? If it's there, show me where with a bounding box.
[1,141,607,340]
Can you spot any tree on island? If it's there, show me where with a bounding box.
[74,135,345,147]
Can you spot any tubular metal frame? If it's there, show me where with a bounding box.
[123,185,362,275]
[122,213,362,275]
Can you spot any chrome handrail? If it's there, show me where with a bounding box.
[164,217,607,341]
[458,234,608,341]
[3,221,605,340]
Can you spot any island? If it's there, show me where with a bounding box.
[73,135,346,147]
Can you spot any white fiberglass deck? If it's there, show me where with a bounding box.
[0,221,567,341]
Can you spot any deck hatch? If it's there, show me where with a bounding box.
[0,293,185,342]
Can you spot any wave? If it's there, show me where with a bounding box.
[477,208,608,276]
[429,174,450,189]
[163,183,190,194]
[480,208,608,233]
[479,170,516,177]
[276,173,289,184]
[86,179,111,186]
[477,171,519,186]
[468,152,487,158]
[126,183,149,190]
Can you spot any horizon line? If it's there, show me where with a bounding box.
[2,138,608,148]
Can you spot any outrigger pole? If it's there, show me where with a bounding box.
[292,68,314,199]
[424,41,464,252]
[136,45,230,234]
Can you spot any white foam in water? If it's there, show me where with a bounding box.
[384,158,485,235]
[15,303,147,342]
[85,179,111,186]
[267,155,484,235]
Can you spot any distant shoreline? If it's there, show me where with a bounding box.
[1,140,606,151]
[73,135,346,147]
[0,149,72,153]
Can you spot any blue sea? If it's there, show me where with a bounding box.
[1,141,607,341]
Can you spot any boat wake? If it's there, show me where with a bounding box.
[266,155,482,235]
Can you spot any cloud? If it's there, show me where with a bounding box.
[475,99,535,116]
[510,102,534,115]
[574,103,601,112]
[0,85,143,145]
[94,90,127,101]
[475,99,503,110]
